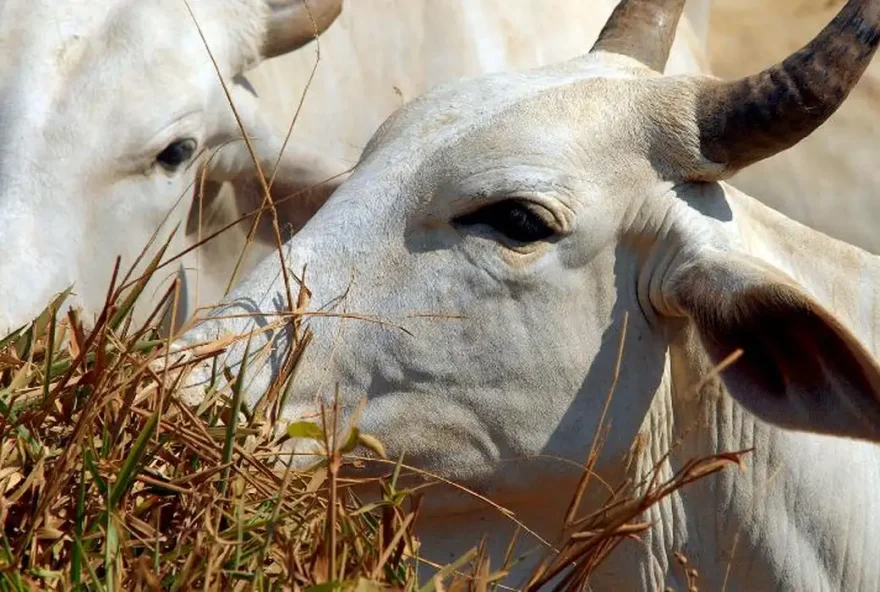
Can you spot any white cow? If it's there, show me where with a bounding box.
[0,0,710,338]
[0,0,343,336]
[178,0,880,588]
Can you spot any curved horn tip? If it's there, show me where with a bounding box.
[694,0,880,176]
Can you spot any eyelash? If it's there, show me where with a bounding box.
[453,199,556,244]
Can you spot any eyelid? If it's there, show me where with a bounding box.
[518,199,557,225]
[113,123,200,178]
[453,197,558,244]
[520,193,576,234]
[474,194,570,234]
[120,113,202,174]
[143,111,203,156]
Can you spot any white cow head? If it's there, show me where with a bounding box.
[0,0,342,334]
[181,0,880,503]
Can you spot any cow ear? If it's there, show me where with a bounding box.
[663,252,880,442]
[202,80,347,243]
[214,159,342,244]
[262,0,342,60]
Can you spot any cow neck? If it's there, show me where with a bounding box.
[611,183,880,590]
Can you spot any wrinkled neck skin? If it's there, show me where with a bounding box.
[415,183,880,590]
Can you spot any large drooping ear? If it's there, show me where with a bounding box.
[661,252,880,442]
[261,0,343,60]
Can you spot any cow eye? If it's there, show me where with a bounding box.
[454,199,556,244]
[156,138,197,170]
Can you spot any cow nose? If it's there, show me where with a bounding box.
[164,242,340,410]
[154,342,212,408]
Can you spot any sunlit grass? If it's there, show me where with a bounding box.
[0,236,747,591]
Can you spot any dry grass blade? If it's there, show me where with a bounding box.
[182,0,296,317]
[526,450,751,591]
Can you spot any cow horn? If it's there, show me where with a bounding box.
[590,0,687,71]
[694,0,880,175]
[262,0,343,59]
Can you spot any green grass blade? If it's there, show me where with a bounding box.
[73,536,106,592]
[34,286,73,341]
[0,325,26,351]
[14,286,73,360]
[287,421,325,440]
[109,411,158,509]
[219,333,252,497]
[105,513,119,592]
[417,548,479,592]
[71,467,86,588]
[390,452,405,492]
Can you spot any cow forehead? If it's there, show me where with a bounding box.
[0,0,265,49]
[328,59,652,229]
[0,2,112,125]
[364,57,644,162]
[2,1,195,69]
[0,0,265,111]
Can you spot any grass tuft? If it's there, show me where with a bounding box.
[0,248,748,590]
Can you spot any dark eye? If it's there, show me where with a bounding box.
[453,199,556,244]
[156,138,197,170]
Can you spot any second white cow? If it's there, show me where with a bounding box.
[0,0,344,335]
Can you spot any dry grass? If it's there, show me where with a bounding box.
[0,239,425,591]
[0,242,749,591]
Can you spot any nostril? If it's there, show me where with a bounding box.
[178,358,214,408]
[148,342,215,408]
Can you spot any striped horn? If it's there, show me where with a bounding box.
[695,0,880,175]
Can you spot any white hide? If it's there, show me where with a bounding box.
[0,0,342,335]
[180,21,880,592]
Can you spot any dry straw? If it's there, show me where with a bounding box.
[0,259,749,590]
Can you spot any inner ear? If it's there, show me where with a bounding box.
[665,253,880,442]
[697,281,877,403]
[187,168,340,250]
[201,79,347,244]
[225,173,339,243]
